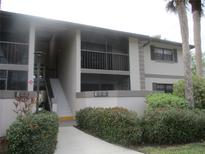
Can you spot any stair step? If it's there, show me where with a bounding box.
[50,79,73,117]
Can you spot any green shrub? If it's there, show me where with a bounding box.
[142,108,205,145]
[76,107,142,145]
[6,111,59,154]
[146,93,188,109]
[77,107,205,146]
[173,76,205,108]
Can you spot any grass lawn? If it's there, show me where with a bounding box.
[137,142,205,154]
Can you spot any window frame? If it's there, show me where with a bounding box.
[0,70,28,90]
[150,45,178,62]
[152,83,173,93]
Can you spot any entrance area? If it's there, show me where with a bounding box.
[34,23,75,117]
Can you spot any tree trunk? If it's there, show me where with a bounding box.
[193,10,203,76]
[176,1,194,107]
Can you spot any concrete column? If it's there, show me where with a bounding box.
[139,44,146,90]
[28,23,35,91]
[129,37,141,90]
[75,30,81,92]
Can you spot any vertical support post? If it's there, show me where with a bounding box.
[105,41,108,70]
[36,54,40,113]
[129,37,141,90]
[28,23,35,91]
[75,30,81,92]
[5,70,8,90]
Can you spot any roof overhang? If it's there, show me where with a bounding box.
[0,10,194,49]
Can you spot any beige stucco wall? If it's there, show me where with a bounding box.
[145,78,180,91]
[75,97,146,116]
[142,41,184,90]
[144,42,184,76]
[58,30,81,114]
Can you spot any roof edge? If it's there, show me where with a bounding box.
[0,10,194,49]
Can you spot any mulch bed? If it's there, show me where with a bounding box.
[0,137,8,154]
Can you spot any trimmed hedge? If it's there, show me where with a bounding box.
[77,107,205,146]
[142,108,205,144]
[76,107,142,145]
[6,111,59,154]
[173,76,205,108]
[146,93,188,109]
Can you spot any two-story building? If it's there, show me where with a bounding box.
[0,10,193,136]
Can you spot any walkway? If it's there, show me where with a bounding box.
[55,127,143,154]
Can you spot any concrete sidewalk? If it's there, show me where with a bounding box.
[55,127,143,154]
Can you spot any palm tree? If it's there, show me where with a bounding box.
[166,0,194,107]
[189,0,203,76]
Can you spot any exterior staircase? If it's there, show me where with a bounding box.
[50,79,74,121]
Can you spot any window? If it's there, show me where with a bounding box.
[150,45,177,62]
[153,83,173,93]
[81,74,130,91]
[0,42,28,64]
[0,70,7,90]
[0,70,27,90]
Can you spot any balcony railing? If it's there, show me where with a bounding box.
[0,41,28,65]
[81,49,129,71]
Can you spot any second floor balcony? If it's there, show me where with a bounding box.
[81,49,129,71]
[81,31,129,71]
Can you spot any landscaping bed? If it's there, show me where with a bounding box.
[0,137,7,154]
[76,106,205,147]
[76,107,142,145]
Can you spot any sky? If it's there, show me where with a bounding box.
[1,0,205,51]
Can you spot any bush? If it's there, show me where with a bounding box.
[146,93,188,109]
[6,111,59,154]
[173,76,205,108]
[77,107,205,146]
[142,108,205,145]
[76,107,142,145]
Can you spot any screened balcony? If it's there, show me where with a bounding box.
[81,49,129,71]
[0,41,28,65]
[0,70,27,90]
[81,73,130,91]
[81,31,129,71]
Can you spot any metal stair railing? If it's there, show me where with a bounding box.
[44,78,54,111]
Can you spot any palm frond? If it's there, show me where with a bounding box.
[189,0,204,15]
[166,0,177,13]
